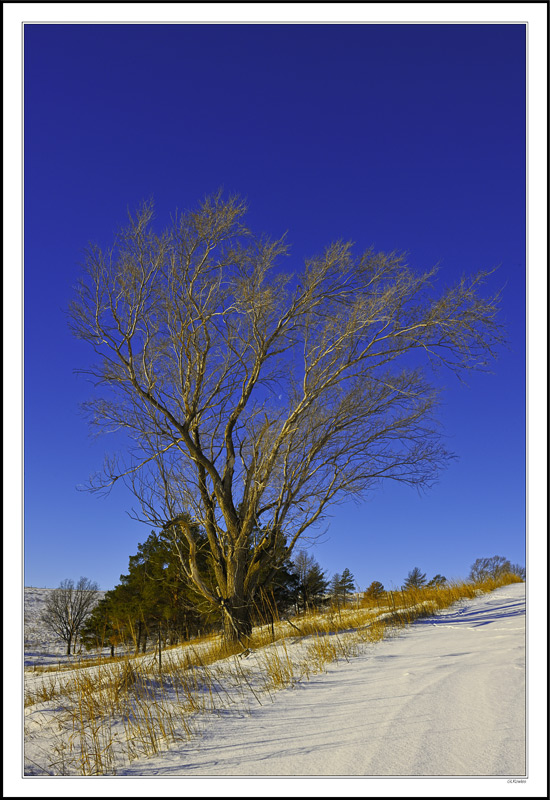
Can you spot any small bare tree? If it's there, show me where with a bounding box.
[69,192,504,642]
[41,577,99,655]
[469,555,515,583]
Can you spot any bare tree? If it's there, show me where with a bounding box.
[41,577,100,655]
[69,192,504,642]
[469,555,516,583]
[509,563,526,581]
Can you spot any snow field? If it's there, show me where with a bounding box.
[121,583,527,777]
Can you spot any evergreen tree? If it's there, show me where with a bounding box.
[364,580,385,600]
[306,564,329,609]
[83,521,303,652]
[339,568,355,605]
[292,551,329,612]
[402,567,427,590]
[81,590,126,656]
[260,558,301,619]
[329,573,343,607]
[82,525,221,654]
[123,526,220,645]
[252,557,301,639]
[427,574,447,587]
[243,519,302,624]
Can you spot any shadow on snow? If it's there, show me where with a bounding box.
[413,599,525,628]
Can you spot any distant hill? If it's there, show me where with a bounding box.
[24,586,105,668]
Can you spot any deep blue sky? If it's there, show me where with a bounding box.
[24,23,526,591]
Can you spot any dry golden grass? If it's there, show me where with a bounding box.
[24,676,62,707]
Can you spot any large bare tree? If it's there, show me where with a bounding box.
[69,192,504,642]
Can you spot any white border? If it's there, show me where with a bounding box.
[1,2,546,24]
[4,4,547,798]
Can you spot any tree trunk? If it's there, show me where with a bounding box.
[66,640,72,656]
[221,594,252,644]
[158,624,162,674]
[220,556,254,644]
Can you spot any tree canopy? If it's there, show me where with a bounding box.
[81,526,305,654]
[364,580,385,600]
[292,551,329,612]
[469,555,524,583]
[69,192,504,640]
[331,568,355,605]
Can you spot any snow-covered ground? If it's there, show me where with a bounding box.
[119,582,527,778]
[20,582,532,784]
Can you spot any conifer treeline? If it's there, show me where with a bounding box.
[81,527,353,655]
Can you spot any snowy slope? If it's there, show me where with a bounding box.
[21,583,527,779]
[118,582,526,777]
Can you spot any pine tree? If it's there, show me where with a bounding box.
[339,568,355,605]
[81,591,125,657]
[260,558,301,620]
[84,522,304,653]
[364,580,385,600]
[82,526,221,654]
[329,573,343,607]
[403,567,427,590]
[427,574,447,587]
[292,551,329,612]
[306,564,330,609]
